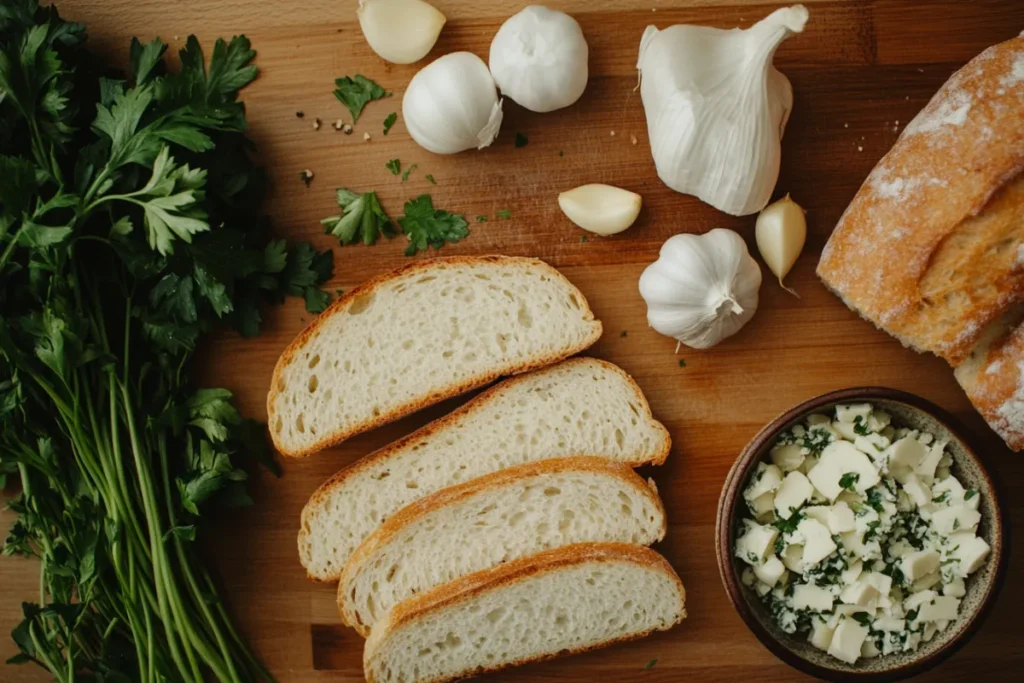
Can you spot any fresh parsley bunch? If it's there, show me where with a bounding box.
[0,2,332,681]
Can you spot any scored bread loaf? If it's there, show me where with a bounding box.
[817,35,1024,450]
[362,543,686,683]
[268,256,602,457]
[338,457,667,636]
[299,357,671,582]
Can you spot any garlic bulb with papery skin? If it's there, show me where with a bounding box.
[637,5,809,216]
[357,0,446,65]
[403,52,503,155]
[489,6,589,113]
[639,229,762,349]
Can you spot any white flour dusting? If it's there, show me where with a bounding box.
[995,361,1024,442]
[904,88,973,137]
[987,360,1004,376]
[1000,52,1024,87]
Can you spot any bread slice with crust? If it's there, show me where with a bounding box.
[298,357,670,582]
[363,543,686,683]
[338,457,667,636]
[268,256,602,458]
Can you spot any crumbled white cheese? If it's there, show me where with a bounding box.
[736,402,990,666]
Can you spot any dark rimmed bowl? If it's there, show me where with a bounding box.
[715,388,1007,682]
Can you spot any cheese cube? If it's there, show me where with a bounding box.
[917,595,960,622]
[935,618,950,632]
[828,617,870,665]
[861,638,881,658]
[782,543,805,573]
[886,437,928,482]
[735,520,778,566]
[904,589,937,612]
[807,413,832,426]
[943,578,966,598]
[834,420,859,441]
[840,580,880,608]
[854,433,891,459]
[912,572,941,593]
[901,550,940,581]
[808,620,835,651]
[808,441,881,501]
[841,560,864,585]
[947,532,991,575]
[774,471,814,520]
[935,465,951,481]
[744,462,783,500]
[836,490,865,507]
[874,617,906,632]
[931,505,980,535]
[798,517,838,567]
[932,475,965,502]
[922,622,938,642]
[915,441,947,481]
[741,567,756,587]
[868,411,892,432]
[828,502,856,534]
[770,443,805,472]
[863,571,893,596]
[836,403,873,423]
[755,581,772,596]
[840,529,881,562]
[753,555,786,587]
[802,505,831,526]
[798,455,819,475]
[747,492,776,522]
[902,474,932,507]
[793,584,835,612]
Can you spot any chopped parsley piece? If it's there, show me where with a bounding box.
[580,235,588,243]
[620,331,627,338]
[964,489,978,501]
[426,174,436,185]
[853,416,870,435]
[496,209,512,220]
[558,150,564,157]
[678,359,687,367]
[839,472,860,491]
[398,194,469,256]
[333,74,390,123]
[385,158,401,175]
[401,163,417,181]
[321,188,397,245]
[866,488,886,513]
[383,111,397,134]
[515,132,529,148]
[644,659,657,670]
[933,491,950,504]
[476,215,488,222]
[863,520,882,543]
[852,612,873,626]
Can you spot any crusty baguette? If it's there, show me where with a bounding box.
[954,307,1024,451]
[268,256,602,457]
[363,543,686,683]
[339,457,667,636]
[817,34,1023,365]
[299,357,671,582]
[817,35,1024,450]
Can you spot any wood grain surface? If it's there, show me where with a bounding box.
[2,1,1023,681]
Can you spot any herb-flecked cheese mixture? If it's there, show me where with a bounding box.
[735,403,991,665]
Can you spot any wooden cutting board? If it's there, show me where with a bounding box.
[2,1,1023,681]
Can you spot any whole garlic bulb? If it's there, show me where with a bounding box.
[489,6,589,113]
[403,52,503,155]
[637,6,809,216]
[639,229,763,349]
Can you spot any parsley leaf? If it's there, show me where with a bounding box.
[644,658,658,670]
[496,209,511,220]
[401,163,417,181]
[515,132,528,148]
[333,74,389,123]
[321,188,396,246]
[398,194,469,256]
[852,612,872,626]
[839,472,860,491]
[385,158,401,175]
[425,174,436,185]
[383,111,397,134]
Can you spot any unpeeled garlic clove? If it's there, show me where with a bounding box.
[557,184,642,236]
[357,0,446,65]
[755,193,806,296]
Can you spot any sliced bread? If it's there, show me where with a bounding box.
[339,457,667,636]
[268,256,602,457]
[299,357,671,581]
[363,543,686,683]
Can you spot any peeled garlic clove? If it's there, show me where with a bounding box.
[558,184,642,236]
[489,6,589,113]
[755,193,806,295]
[357,0,446,65]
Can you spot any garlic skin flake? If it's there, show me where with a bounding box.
[756,193,806,295]
[639,229,763,349]
[489,6,589,113]
[558,184,641,236]
[403,52,503,155]
[637,5,809,216]
[357,0,446,65]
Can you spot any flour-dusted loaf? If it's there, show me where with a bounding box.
[817,35,1024,450]
[339,457,667,636]
[363,543,686,683]
[299,357,671,581]
[268,256,602,457]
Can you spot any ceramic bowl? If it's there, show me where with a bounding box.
[715,388,1007,681]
